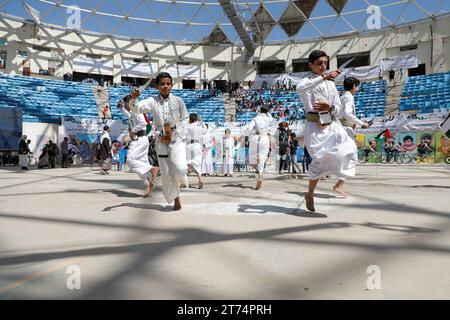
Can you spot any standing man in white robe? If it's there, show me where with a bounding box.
[201,123,213,176]
[296,50,357,212]
[186,113,206,189]
[333,77,370,197]
[246,105,273,190]
[118,100,158,197]
[129,72,188,211]
[222,129,235,177]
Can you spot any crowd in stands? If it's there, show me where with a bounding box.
[232,78,387,122]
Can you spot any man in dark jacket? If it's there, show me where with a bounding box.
[48,140,59,168]
[99,126,112,175]
[19,135,30,170]
[60,137,69,168]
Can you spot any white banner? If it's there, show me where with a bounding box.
[165,64,200,80]
[205,119,305,137]
[355,112,449,133]
[121,60,158,78]
[254,72,310,89]
[380,54,419,71]
[60,117,128,144]
[73,55,113,75]
[336,66,381,82]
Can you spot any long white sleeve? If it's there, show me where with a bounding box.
[330,84,342,116]
[132,98,155,114]
[342,94,364,127]
[119,107,131,119]
[296,76,324,94]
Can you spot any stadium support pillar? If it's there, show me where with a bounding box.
[113,53,122,84]
[6,40,18,75]
[63,49,73,76]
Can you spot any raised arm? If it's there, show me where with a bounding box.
[296,76,324,94]
[117,101,131,119]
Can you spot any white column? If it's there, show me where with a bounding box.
[113,52,122,84]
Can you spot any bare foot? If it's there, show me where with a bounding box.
[173,197,182,211]
[333,186,348,197]
[143,182,153,198]
[150,167,158,182]
[305,194,315,212]
[255,180,262,190]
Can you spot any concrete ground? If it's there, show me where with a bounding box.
[0,164,449,300]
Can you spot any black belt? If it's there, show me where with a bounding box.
[158,155,169,158]
[135,130,146,137]
[189,139,200,144]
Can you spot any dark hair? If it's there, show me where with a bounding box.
[155,72,173,85]
[308,50,329,64]
[403,135,414,142]
[421,133,432,140]
[189,113,198,123]
[112,140,120,145]
[104,125,110,131]
[344,77,361,91]
[260,105,270,114]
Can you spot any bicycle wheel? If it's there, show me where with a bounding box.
[445,156,450,164]
[424,155,435,164]
[398,153,409,164]
[29,156,37,167]
[357,150,367,164]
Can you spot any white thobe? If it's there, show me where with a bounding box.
[201,131,213,175]
[338,91,364,181]
[132,94,188,203]
[186,121,206,174]
[120,107,153,184]
[222,136,234,175]
[337,91,365,139]
[296,74,357,180]
[246,113,272,176]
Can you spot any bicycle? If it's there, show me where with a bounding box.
[414,153,435,164]
[358,149,387,164]
[28,152,38,168]
[68,153,84,167]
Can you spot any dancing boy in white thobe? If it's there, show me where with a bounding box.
[246,105,273,190]
[222,129,235,177]
[130,72,188,211]
[296,50,357,212]
[201,123,213,176]
[118,100,158,197]
[186,113,206,189]
[333,77,370,197]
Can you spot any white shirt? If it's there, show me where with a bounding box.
[337,91,364,127]
[296,74,342,115]
[132,93,189,138]
[246,113,272,135]
[186,121,206,144]
[120,107,147,133]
